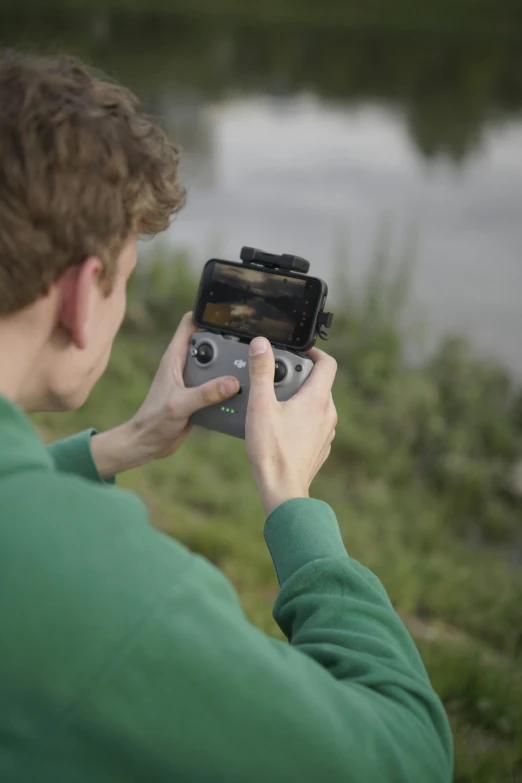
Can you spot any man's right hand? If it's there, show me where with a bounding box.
[245,337,338,517]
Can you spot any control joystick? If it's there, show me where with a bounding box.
[184,332,314,439]
[274,360,287,384]
[192,342,214,365]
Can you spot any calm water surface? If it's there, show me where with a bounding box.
[158,93,522,373]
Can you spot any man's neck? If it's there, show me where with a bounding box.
[0,321,47,410]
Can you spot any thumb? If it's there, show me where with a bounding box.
[248,337,276,405]
[180,376,240,417]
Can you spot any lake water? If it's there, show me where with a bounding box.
[2,13,522,374]
[158,92,522,374]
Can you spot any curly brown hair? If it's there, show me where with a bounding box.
[0,50,185,315]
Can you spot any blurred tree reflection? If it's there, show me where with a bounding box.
[1,7,522,161]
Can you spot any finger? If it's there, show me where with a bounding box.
[329,398,338,429]
[163,312,196,369]
[299,348,337,398]
[303,344,332,362]
[177,375,240,417]
[248,337,276,408]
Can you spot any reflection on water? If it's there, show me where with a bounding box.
[161,95,522,374]
[2,11,521,371]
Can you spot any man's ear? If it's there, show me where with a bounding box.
[58,257,103,350]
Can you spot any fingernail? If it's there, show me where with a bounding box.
[250,337,268,356]
[220,379,238,396]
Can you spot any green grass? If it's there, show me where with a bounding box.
[35,249,522,782]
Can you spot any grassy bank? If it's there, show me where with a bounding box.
[35,250,522,782]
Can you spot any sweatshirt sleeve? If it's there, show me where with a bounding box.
[264,498,454,780]
[41,495,452,783]
[46,430,116,485]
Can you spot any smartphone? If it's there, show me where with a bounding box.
[193,259,328,350]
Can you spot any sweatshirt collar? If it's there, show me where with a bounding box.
[0,396,54,478]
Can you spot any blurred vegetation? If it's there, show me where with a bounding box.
[35,248,522,783]
[2,0,522,32]
[2,6,522,162]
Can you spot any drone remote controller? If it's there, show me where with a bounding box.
[184,332,314,439]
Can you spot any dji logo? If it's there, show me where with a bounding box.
[233,359,247,369]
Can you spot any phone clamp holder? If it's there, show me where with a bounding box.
[317,311,333,341]
[239,245,333,342]
[240,246,310,274]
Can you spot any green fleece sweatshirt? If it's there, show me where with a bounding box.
[0,396,453,782]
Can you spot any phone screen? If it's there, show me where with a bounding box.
[194,260,324,348]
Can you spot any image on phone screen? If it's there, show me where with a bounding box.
[200,262,321,345]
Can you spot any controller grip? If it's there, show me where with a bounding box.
[184,333,314,439]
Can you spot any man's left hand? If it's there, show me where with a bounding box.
[90,313,240,478]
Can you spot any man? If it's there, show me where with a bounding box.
[0,51,453,782]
